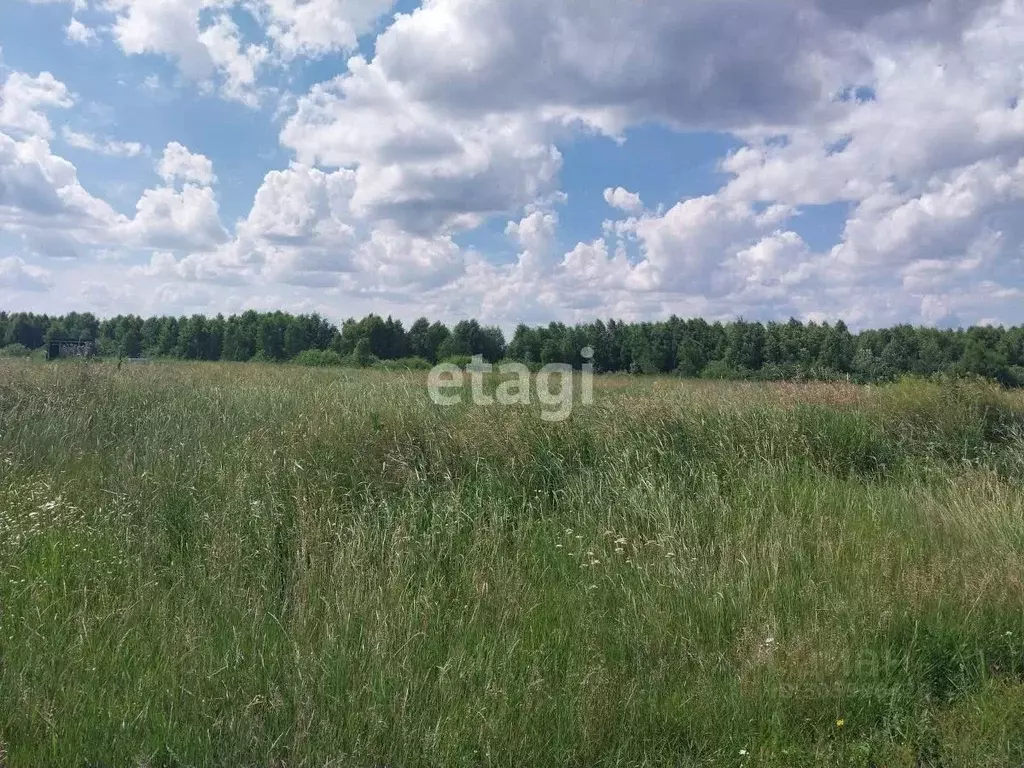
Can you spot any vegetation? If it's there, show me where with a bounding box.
[5,310,1024,385]
[0,343,31,358]
[1,360,1024,765]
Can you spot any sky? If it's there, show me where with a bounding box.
[0,0,1023,331]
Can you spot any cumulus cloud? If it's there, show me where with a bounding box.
[603,187,643,213]
[158,142,215,186]
[842,160,1024,267]
[410,4,797,127]
[0,132,123,236]
[323,0,976,140]
[106,0,215,77]
[197,14,268,108]
[349,226,464,292]
[5,0,1024,328]
[281,58,563,234]
[410,0,1020,329]
[1,127,224,257]
[0,71,73,138]
[65,18,97,45]
[99,0,395,105]
[136,162,475,294]
[689,0,1024,323]
[120,184,229,251]
[105,0,268,106]
[276,0,987,251]
[231,163,467,290]
[237,163,359,285]
[240,163,356,244]
[257,0,397,60]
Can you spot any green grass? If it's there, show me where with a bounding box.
[2,361,1024,766]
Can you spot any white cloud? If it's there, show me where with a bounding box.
[197,14,269,108]
[145,163,471,292]
[281,58,563,234]
[350,226,464,291]
[6,0,1024,329]
[239,163,467,289]
[62,127,146,157]
[503,197,566,279]
[120,184,229,250]
[0,71,74,139]
[727,230,815,299]
[368,0,827,133]
[276,0,964,243]
[627,195,770,293]
[150,281,216,309]
[680,0,1024,324]
[106,0,267,106]
[603,187,643,213]
[829,157,1024,279]
[256,0,397,60]
[101,0,396,104]
[241,163,356,243]
[0,132,123,237]
[65,18,98,45]
[1,129,227,258]
[130,248,253,285]
[0,255,53,292]
[106,0,214,77]
[157,142,215,186]
[238,163,359,285]
[348,0,968,141]
[433,0,1021,329]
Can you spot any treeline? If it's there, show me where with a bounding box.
[3,310,1024,385]
[0,311,503,367]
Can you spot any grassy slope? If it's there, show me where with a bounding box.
[1,361,1024,766]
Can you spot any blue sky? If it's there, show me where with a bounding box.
[1,0,1023,330]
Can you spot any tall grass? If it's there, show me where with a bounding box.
[1,361,1023,766]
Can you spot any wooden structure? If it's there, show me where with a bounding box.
[46,338,96,360]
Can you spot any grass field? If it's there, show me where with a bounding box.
[2,360,1024,766]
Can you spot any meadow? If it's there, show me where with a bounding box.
[1,360,1024,766]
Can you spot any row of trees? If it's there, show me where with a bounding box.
[505,319,1024,384]
[4,310,1024,385]
[0,311,507,366]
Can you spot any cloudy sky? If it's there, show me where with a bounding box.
[0,0,1022,329]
